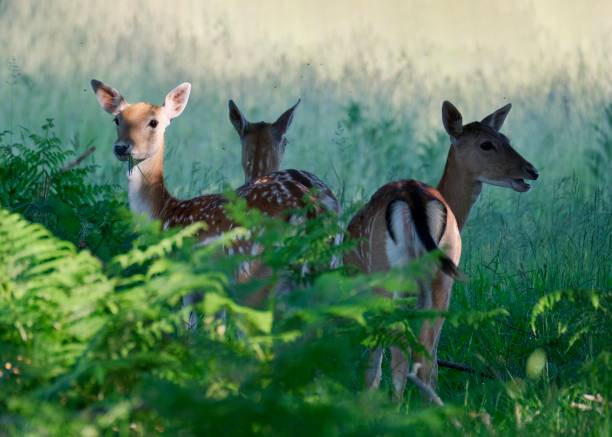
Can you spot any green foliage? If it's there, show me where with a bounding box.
[0,116,610,436]
[0,204,467,435]
[0,121,134,260]
[333,101,415,187]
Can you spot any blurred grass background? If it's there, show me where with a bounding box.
[1,0,611,200]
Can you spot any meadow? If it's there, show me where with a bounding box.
[0,1,610,435]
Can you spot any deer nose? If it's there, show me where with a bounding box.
[114,142,131,156]
[525,165,539,180]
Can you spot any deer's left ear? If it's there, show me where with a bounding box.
[442,100,463,139]
[481,103,512,131]
[229,100,248,137]
[273,99,300,136]
[164,83,191,120]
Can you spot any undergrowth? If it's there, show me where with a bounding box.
[0,121,609,436]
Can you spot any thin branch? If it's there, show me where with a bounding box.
[62,146,96,172]
[407,363,444,406]
[437,359,496,379]
[406,364,463,430]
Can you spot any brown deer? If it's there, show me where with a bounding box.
[229,99,299,183]
[90,80,339,309]
[345,100,538,401]
[228,99,338,210]
[229,99,343,267]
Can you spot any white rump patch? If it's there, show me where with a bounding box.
[385,201,420,268]
[384,199,448,306]
[385,199,447,268]
[425,200,446,244]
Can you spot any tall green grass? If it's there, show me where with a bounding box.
[0,118,609,436]
[0,1,610,435]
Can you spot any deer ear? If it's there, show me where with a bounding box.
[228,100,248,137]
[273,99,300,136]
[91,79,127,115]
[481,103,512,131]
[164,82,191,120]
[442,101,463,139]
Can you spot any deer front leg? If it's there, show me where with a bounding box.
[390,346,409,401]
[364,347,384,390]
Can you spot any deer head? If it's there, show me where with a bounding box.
[91,79,191,165]
[228,99,300,183]
[442,100,539,192]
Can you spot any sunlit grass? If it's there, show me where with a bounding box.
[0,1,610,435]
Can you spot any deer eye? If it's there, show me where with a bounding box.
[148,119,159,128]
[113,117,119,126]
[480,141,495,151]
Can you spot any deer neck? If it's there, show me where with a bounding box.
[127,142,175,220]
[436,147,482,231]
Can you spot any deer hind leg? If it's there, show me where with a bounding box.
[406,280,433,394]
[413,320,436,387]
[416,317,446,387]
[364,347,384,390]
[415,275,452,388]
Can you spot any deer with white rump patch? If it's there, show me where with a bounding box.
[345,101,538,401]
[90,80,339,308]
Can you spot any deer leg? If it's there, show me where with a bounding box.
[407,277,433,387]
[390,346,410,401]
[414,319,437,387]
[416,275,452,389]
[420,318,446,387]
[364,347,384,390]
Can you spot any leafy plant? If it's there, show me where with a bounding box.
[0,120,134,260]
[0,202,474,435]
[0,120,610,436]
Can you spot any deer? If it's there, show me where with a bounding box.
[228,99,343,265]
[228,98,299,184]
[344,100,539,402]
[90,79,339,313]
[228,99,338,207]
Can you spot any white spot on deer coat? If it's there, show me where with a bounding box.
[199,235,222,247]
